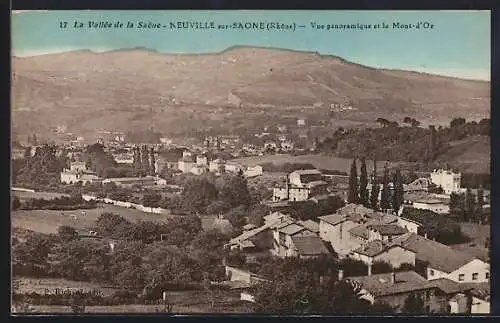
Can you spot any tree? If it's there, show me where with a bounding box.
[348,158,359,204]
[402,293,425,313]
[380,165,391,211]
[142,193,162,209]
[358,158,369,206]
[150,147,156,176]
[94,213,131,236]
[370,160,379,211]
[216,174,251,209]
[181,177,218,214]
[450,117,466,128]
[141,145,150,176]
[392,169,404,214]
[12,196,21,210]
[57,225,79,242]
[465,188,476,222]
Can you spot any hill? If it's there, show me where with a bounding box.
[11,47,490,139]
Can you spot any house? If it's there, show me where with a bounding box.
[289,169,323,187]
[430,169,461,195]
[264,141,278,150]
[392,233,490,283]
[351,240,416,270]
[196,155,208,166]
[225,162,243,174]
[244,165,263,178]
[273,170,328,202]
[209,159,226,173]
[280,141,294,152]
[11,147,25,160]
[298,220,320,234]
[60,167,101,185]
[190,164,208,176]
[412,199,450,214]
[114,153,134,165]
[70,161,87,172]
[403,177,432,193]
[461,282,490,314]
[271,220,328,258]
[178,156,195,173]
[318,204,401,258]
[396,217,422,234]
[345,271,474,313]
[102,176,166,188]
[223,266,270,303]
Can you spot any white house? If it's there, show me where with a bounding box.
[271,221,328,258]
[412,199,450,214]
[60,169,101,185]
[209,159,226,174]
[196,155,208,166]
[289,169,323,187]
[430,169,461,195]
[178,156,195,173]
[396,216,422,234]
[114,153,134,165]
[225,162,243,174]
[393,233,490,283]
[244,165,263,178]
[70,161,87,172]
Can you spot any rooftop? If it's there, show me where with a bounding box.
[414,199,447,205]
[306,180,328,188]
[353,240,413,257]
[369,224,409,236]
[391,233,479,273]
[299,220,320,233]
[346,271,430,297]
[278,223,307,236]
[291,235,330,256]
[291,169,322,175]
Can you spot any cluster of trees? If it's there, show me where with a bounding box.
[13,214,232,299]
[133,146,156,177]
[13,145,67,188]
[401,207,470,245]
[244,256,402,314]
[449,189,490,224]
[288,196,345,221]
[15,194,96,211]
[348,158,404,213]
[320,117,490,163]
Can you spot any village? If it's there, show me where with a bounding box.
[11,122,491,314]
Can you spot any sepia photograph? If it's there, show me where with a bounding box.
[10,10,491,315]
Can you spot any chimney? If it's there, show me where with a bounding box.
[367,264,372,276]
[338,269,344,281]
[390,272,396,284]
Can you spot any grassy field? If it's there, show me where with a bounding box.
[232,154,406,173]
[449,223,490,262]
[12,204,172,235]
[13,278,253,314]
[13,190,70,201]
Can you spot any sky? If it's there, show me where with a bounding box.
[11,10,491,81]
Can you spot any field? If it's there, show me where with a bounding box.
[14,277,119,297]
[12,204,172,235]
[13,277,253,314]
[232,154,408,173]
[449,223,490,262]
[12,190,70,201]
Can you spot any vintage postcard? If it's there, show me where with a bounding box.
[11,10,491,315]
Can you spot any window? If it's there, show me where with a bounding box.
[472,273,478,281]
[458,274,465,281]
[429,269,434,276]
[425,290,431,300]
[486,272,489,280]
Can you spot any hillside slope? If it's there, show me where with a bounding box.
[12,47,490,138]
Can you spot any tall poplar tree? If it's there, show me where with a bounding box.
[392,169,404,214]
[380,165,391,211]
[141,145,149,176]
[150,147,156,176]
[359,158,369,206]
[348,158,358,204]
[370,160,379,210]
